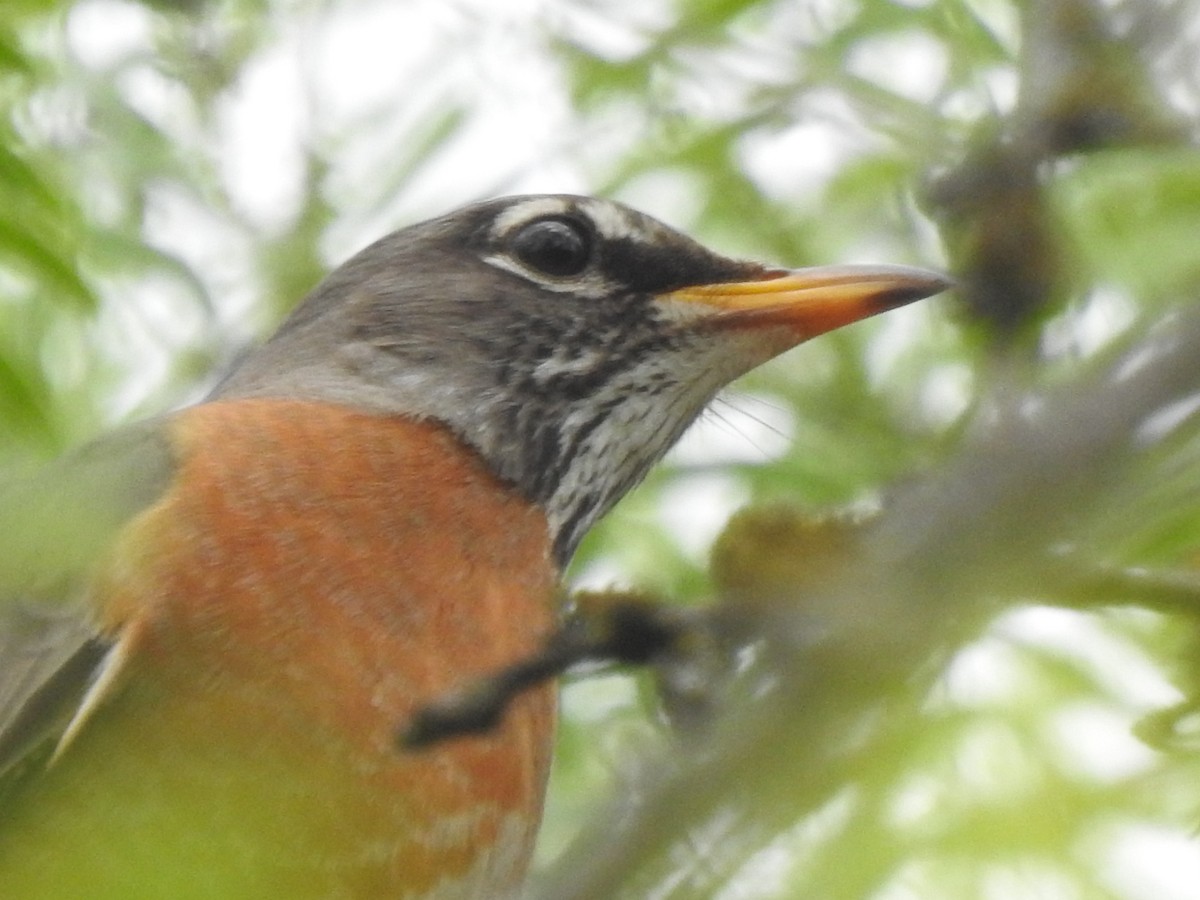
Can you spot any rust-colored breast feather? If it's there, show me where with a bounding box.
[1,399,558,899]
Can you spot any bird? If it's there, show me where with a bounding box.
[0,194,948,898]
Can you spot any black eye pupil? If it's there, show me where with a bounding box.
[510,218,591,277]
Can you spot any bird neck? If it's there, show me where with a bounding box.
[465,364,711,568]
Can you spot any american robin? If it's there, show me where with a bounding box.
[0,194,948,898]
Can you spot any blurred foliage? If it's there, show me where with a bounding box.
[4,0,1200,897]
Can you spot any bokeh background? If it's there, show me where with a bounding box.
[5,0,1200,897]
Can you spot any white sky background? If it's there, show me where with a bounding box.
[52,0,1200,894]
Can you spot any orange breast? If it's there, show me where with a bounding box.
[1,399,558,899]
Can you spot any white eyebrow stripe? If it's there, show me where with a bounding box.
[490,196,657,246]
[491,197,574,234]
[578,198,641,241]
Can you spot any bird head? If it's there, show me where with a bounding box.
[217,194,949,563]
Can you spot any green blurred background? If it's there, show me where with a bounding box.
[5,0,1200,897]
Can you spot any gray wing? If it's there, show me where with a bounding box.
[0,605,107,773]
[0,419,175,775]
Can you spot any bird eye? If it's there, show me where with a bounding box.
[509,217,592,278]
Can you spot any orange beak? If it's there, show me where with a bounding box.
[665,264,952,337]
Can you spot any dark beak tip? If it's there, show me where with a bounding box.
[880,272,955,310]
[928,272,958,295]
